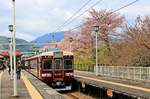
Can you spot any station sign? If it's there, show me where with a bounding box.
[107,89,113,97]
[53,51,63,58]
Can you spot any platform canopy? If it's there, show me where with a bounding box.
[0,49,22,57]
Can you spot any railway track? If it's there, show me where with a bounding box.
[66,93,79,99]
[63,91,94,99]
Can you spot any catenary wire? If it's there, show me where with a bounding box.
[69,0,139,31]
[54,0,93,32]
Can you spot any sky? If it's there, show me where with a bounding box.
[0,0,150,41]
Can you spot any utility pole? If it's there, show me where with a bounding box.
[93,26,100,76]
[12,0,18,96]
[10,38,13,79]
[8,25,13,79]
[8,37,13,79]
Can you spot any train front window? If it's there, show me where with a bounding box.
[55,59,62,69]
[43,60,52,69]
[64,60,72,69]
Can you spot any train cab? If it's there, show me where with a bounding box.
[25,50,74,90]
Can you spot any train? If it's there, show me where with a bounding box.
[23,50,74,90]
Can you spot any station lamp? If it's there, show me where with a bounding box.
[8,25,13,32]
[69,37,73,42]
[93,25,100,32]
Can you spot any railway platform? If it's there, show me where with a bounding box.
[0,70,65,99]
[74,70,150,99]
[0,70,31,99]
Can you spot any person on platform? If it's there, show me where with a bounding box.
[2,63,6,71]
[16,66,21,80]
[8,64,10,75]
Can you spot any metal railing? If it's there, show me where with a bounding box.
[74,64,95,72]
[98,66,150,81]
[74,64,150,81]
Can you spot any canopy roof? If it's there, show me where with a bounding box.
[1,49,22,57]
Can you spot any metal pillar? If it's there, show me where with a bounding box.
[9,37,13,79]
[95,31,98,76]
[12,0,18,96]
[69,42,72,52]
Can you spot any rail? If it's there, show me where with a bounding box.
[74,64,150,81]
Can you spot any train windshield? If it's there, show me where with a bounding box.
[55,59,62,69]
[64,60,72,69]
[43,60,52,69]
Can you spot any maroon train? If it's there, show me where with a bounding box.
[24,50,74,90]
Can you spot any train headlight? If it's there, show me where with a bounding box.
[42,74,46,77]
[65,73,73,76]
[41,73,52,77]
[47,73,52,77]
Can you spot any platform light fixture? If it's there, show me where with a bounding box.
[93,26,99,32]
[8,25,13,32]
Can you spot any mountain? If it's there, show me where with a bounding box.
[31,32,64,47]
[0,36,33,53]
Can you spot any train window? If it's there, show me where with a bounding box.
[30,59,38,69]
[55,59,62,69]
[43,60,52,69]
[64,60,72,69]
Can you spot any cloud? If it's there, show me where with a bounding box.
[0,0,150,41]
[119,5,150,17]
[0,31,35,41]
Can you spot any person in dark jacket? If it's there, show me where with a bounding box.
[2,63,6,71]
[16,66,21,80]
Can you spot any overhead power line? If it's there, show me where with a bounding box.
[55,0,104,32]
[69,0,140,31]
[54,0,93,32]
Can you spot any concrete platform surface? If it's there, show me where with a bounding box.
[0,70,31,99]
[74,70,150,98]
[0,70,65,99]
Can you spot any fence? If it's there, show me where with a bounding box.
[98,66,150,81]
[74,64,150,81]
[74,64,95,72]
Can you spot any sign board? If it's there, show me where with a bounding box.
[107,89,113,97]
[53,51,63,58]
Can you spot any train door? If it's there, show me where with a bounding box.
[54,58,63,81]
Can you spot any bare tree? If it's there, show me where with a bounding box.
[113,16,150,66]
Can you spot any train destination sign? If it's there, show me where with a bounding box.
[53,51,63,58]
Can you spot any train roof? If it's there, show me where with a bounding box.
[27,50,73,60]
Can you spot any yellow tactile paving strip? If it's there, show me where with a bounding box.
[22,73,43,99]
[75,75,150,92]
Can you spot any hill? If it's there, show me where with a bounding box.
[31,32,64,47]
[0,36,33,53]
